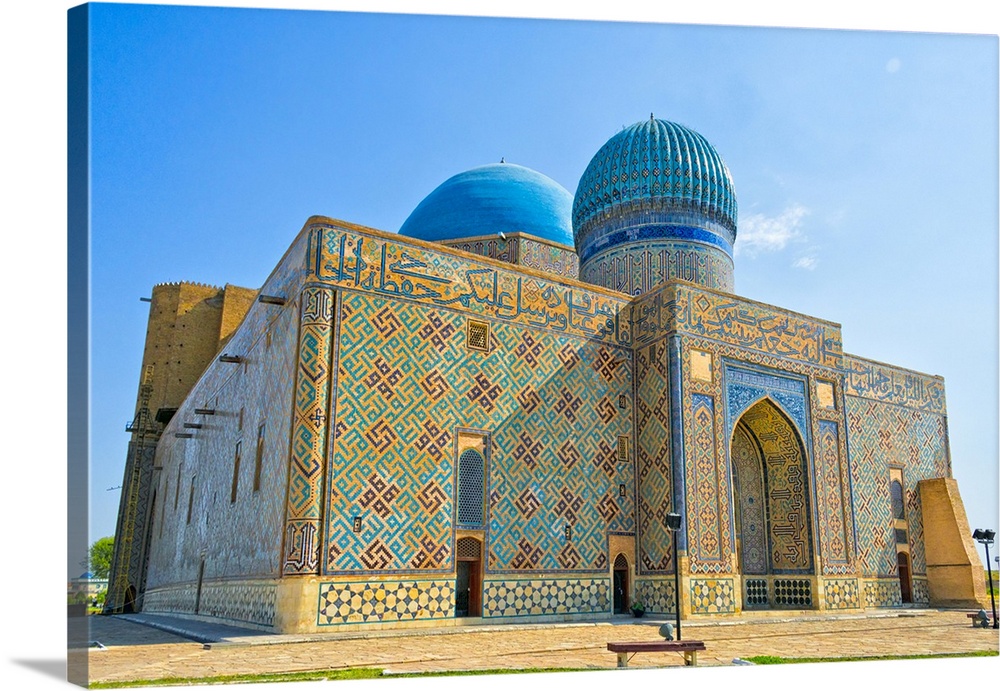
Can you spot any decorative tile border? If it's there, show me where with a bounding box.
[843,356,946,414]
[317,579,455,625]
[482,577,609,617]
[198,582,277,627]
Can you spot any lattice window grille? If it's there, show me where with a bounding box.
[773,578,812,607]
[894,528,908,545]
[745,578,768,607]
[890,480,905,520]
[457,537,481,559]
[467,320,490,352]
[613,554,629,570]
[457,449,485,526]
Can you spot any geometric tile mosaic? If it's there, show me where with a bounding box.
[327,290,634,575]
[863,578,903,608]
[635,340,674,573]
[687,394,730,574]
[815,421,850,572]
[198,581,277,627]
[846,396,949,578]
[911,577,929,605]
[690,578,736,614]
[823,578,860,609]
[634,578,677,614]
[317,580,455,625]
[482,578,609,617]
[580,240,735,295]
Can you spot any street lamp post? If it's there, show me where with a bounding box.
[666,512,683,641]
[972,528,998,629]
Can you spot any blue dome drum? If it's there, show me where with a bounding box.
[573,117,738,294]
[399,163,574,248]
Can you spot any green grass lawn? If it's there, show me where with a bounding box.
[746,650,998,665]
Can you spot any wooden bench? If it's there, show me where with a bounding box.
[967,611,991,627]
[607,640,707,668]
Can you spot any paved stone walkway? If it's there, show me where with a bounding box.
[84,609,999,685]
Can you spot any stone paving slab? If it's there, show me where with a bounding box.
[85,610,999,685]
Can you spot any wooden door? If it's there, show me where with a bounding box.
[897,552,912,603]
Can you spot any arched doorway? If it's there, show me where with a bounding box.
[730,398,814,609]
[612,554,630,614]
[455,537,483,617]
[897,552,912,604]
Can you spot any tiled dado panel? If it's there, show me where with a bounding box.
[326,291,634,575]
[863,578,903,608]
[689,578,736,614]
[482,578,609,617]
[822,578,860,609]
[911,577,929,604]
[634,578,677,613]
[143,581,277,628]
[317,580,455,625]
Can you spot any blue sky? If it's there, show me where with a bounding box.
[85,3,998,549]
[2,3,995,690]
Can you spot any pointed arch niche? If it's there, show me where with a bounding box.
[731,398,815,609]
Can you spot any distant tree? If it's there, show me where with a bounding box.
[88,536,115,580]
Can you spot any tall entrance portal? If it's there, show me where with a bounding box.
[731,398,815,610]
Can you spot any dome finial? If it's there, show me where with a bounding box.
[500,157,505,163]
[650,112,655,121]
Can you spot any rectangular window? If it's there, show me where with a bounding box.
[253,423,266,492]
[174,466,181,510]
[186,476,196,524]
[238,406,244,431]
[231,441,242,504]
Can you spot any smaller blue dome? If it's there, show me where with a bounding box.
[399,163,574,247]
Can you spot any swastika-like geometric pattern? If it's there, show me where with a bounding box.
[482,578,609,617]
[634,578,677,614]
[327,291,633,574]
[636,340,674,573]
[731,425,767,575]
[846,396,949,577]
[823,578,860,609]
[738,401,813,573]
[690,578,736,614]
[688,395,729,573]
[317,580,455,625]
[863,578,902,608]
[284,286,336,575]
[816,421,850,571]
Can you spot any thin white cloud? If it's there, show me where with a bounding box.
[735,204,809,257]
[886,57,902,73]
[793,256,818,270]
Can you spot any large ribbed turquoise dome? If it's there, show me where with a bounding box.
[573,117,738,295]
[399,163,574,247]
